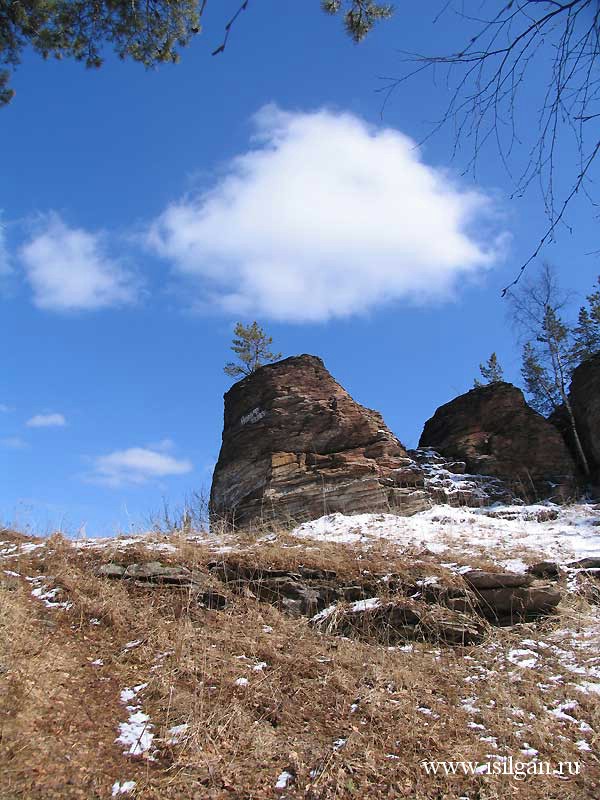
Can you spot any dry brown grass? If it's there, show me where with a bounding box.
[0,527,598,799]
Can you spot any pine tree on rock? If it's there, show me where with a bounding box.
[224,322,282,379]
[572,276,600,363]
[474,353,504,387]
[509,264,590,477]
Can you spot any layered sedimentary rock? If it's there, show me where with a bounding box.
[419,382,577,500]
[210,355,429,528]
[569,353,600,481]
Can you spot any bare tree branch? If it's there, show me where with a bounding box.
[212,1,249,56]
[380,1,600,289]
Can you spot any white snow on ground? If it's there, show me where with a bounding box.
[348,597,381,613]
[123,639,143,651]
[275,770,294,790]
[292,502,600,567]
[167,723,189,744]
[0,541,45,559]
[29,578,72,610]
[116,683,154,758]
[111,781,136,796]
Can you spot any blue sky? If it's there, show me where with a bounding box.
[2,1,599,536]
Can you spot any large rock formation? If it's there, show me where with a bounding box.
[569,353,600,481]
[419,382,577,500]
[210,355,429,528]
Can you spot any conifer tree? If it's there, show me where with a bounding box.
[572,277,600,363]
[321,1,393,42]
[474,352,504,387]
[509,264,590,476]
[224,322,282,379]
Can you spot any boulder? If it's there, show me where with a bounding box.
[95,563,126,578]
[210,354,429,528]
[469,583,561,621]
[567,557,600,570]
[569,353,600,480]
[462,570,532,590]
[526,561,561,580]
[123,562,194,585]
[419,382,577,500]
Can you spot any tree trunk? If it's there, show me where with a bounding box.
[562,393,591,478]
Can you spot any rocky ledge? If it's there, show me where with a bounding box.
[96,558,563,647]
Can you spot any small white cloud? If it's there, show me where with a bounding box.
[19,213,138,312]
[26,413,67,428]
[147,438,175,452]
[0,404,12,413]
[0,436,28,449]
[148,105,506,322]
[88,447,193,487]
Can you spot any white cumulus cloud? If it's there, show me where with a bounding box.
[19,213,138,312]
[148,105,505,322]
[89,447,193,487]
[26,413,67,428]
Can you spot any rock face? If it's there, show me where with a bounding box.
[210,355,428,528]
[569,354,600,481]
[419,382,577,500]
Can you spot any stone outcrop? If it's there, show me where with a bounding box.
[460,569,560,621]
[210,355,429,528]
[94,557,562,644]
[208,559,561,640]
[95,561,228,609]
[419,382,577,500]
[569,353,600,481]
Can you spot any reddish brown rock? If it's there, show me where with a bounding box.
[210,355,429,528]
[419,382,577,500]
[569,353,600,481]
[471,584,561,621]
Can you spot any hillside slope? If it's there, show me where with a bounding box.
[1,503,599,799]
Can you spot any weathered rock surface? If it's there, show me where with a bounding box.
[95,561,228,608]
[412,448,513,507]
[208,560,375,616]
[210,355,429,528]
[419,382,577,500]
[210,559,561,639]
[527,561,561,580]
[311,598,486,646]
[569,353,600,480]
[470,584,561,621]
[567,557,600,570]
[462,570,533,590]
